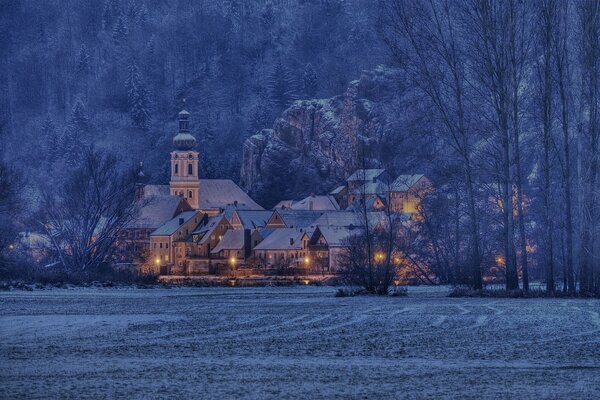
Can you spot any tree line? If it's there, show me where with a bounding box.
[377,0,600,295]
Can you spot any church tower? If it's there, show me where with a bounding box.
[169,109,200,209]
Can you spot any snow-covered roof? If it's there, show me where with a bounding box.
[276,210,324,228]
[272,200,295,210]
[253,228,310,251]
[347,169,386,182]
[312,226,354,247]
[142,185,170,197]
[330,185,346,195]
[390,174,425,192]
[211,230,245,253]
[199,179,263,211]
[232,210,274,229]
[127,195,190,229]
[351,181,389,195]
[290,195,340,211]
[151,211,200,236]
[313,211,389,228]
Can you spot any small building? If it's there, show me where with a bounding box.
[252,228,312,270]
[149,210,203,274]
[309,226,354,273]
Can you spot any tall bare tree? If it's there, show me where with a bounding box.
[380,0,483,289]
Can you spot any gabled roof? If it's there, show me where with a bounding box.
[274,210,324,228]
[198,179,263,210]
[128,195,191,229]
[253,228,310,251]
[290,195,340,211]
[312,211,389,228]
[347,169,386,182]
[151,211,201,236]
[272,200,295,210]
[231,210,274,229]
[390,174,425,192]
[311,226,354,247]
[211,230,245,253]
[330,185,346,195]
[350,181,389,195]
[142,185,170,197]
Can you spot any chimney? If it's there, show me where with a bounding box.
[179,218,184,225]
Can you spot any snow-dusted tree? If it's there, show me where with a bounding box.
[125,61,151,130]
[302,63,318,98]
[76,44,91,75]
[42,115,58,163]
[112,14,128,45]
[268,60,297,111]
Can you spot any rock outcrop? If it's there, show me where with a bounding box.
[241,66,403,207]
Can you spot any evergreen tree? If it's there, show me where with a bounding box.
[302,63,318,98]
[137,3,149,26]
[42,115,58,163]
[261,2,275,29]
[70,99,89,133]
[76,44,91,75]
[125,61,151,130]
[112,15,128,45]
[268,60,297,111]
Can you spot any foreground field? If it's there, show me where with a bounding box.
[1,287,599,399]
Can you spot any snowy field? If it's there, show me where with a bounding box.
[1,286,600,399]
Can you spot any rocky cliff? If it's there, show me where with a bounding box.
[241,67,405,207]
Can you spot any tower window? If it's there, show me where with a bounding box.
[188,163,193,175]
[174,164,179,175]
[188,191,193,198]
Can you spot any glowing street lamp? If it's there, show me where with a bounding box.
[375,252,385,262]
[230,256,236,266]
[304,256,310,265]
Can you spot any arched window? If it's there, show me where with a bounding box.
[188,163,193,175]
[174,163,179,175]
[188,191,193,198]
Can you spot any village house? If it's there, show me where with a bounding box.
[308,226,354,273]
[149,210,203,274]
[252,228,312,271]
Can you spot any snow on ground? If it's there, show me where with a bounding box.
[1,286,599,399]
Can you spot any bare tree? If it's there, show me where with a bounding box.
[578,0,600,294]
[40,149,140,272]
[380,0,483,289]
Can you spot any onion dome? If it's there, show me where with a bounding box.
[173,109,196,150]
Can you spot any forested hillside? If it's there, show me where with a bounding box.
[0,0,385,204]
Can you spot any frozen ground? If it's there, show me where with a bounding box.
[1,286,599,399]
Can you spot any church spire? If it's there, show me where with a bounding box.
[173,103,196,150]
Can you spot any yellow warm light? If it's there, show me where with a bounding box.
[155,258,160,265]
[230,257,236,265]
[495,256,504,265]
[304,257,310,264]
[375,252,385,261]
[303,279,310,285]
